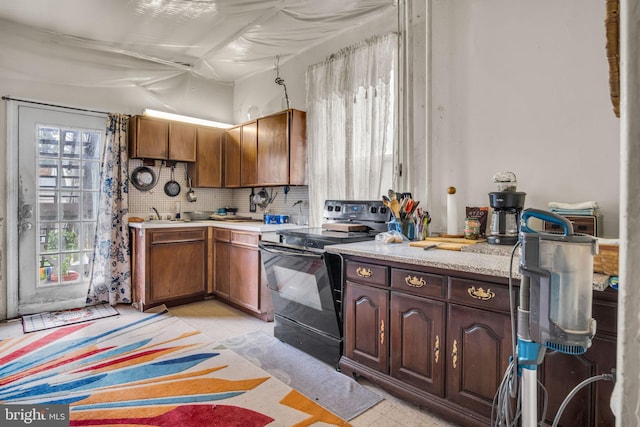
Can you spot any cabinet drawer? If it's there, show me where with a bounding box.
[231,231,259,247]
[391,268,445,298]
[149,228,205,244]
[213,228,231,242]
[448,277,511,313]
[345,261,388,287]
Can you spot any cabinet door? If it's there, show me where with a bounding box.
[224,126,241,187]
[168,122,196,162]
[213,241,231,299]
[390,292,445,396]
[257,112,288,185]
[188,126,223,187]
[289,109,307,185]
[213,229,231,299]
[344,282,389,373]
[229,244,260,311]
[129,116,168,159]
[147,229,206,304]
[541,337,615,426]
[240,121,258,187]
[446,303,512,417]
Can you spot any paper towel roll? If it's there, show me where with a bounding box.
[447,192,458,235]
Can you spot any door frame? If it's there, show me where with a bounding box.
[4,99,106,319]
[6,99,21,319]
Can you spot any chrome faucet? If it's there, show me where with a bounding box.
[150,207,160,220]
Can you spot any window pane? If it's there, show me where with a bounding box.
[82,192,98,220]
[82,162,100,190]
[61,129,81,158]
[60,192,80,220]
[82,223,95,250]
[83,131,101,160]
[38,127,59,157]
[61,223,80,251]
[61,160,81,189]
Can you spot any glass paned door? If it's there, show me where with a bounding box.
[15,106,106,315]
[38,125,101,285]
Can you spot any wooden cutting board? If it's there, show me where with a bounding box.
[322,223,370,232]
[409,237,486,251]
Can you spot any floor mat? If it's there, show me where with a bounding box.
[222,330,384,421]
[21,303,119,333]
[2,308,350,426]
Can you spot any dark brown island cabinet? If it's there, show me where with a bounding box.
[339,255,616,427]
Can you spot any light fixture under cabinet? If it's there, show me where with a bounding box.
[142,109,234,129]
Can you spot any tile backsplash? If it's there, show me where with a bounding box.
[128,159,309,223]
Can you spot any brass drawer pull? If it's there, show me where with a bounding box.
[404,275,426,288]
[380,319,385,345]
[356,267,373,278]
[434,335,440,364]
[452,339,458,369]
[467,286,495,301]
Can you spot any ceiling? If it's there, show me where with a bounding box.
[0,0,396,84]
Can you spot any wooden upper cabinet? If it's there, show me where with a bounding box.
[128,115,196,162]
[256,109,307,186]
[129,116,168,159]
[224,126,241,188]
[187,126,224,188]
[168,122,197,162]
[289,109,307,185]
[257,112,288,185]
[241,121,258,187]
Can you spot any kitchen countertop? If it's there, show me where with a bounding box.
[325,240,611,291]
[128,219,306,233]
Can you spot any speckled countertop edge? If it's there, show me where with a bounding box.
[326,240,611,291]
[128,220,306,233]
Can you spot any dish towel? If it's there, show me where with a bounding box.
[548,201,600,216]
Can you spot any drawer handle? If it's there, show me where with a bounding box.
[380,319,385,345]
[452,339,458,369]
[434,335,440,364]
[467,286,495,301]
[356,267,373,278]
[405,275,426,288]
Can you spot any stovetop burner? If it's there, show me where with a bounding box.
[277,200,391,249]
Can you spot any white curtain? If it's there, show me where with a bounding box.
[305,33,398,227]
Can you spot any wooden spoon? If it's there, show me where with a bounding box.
[389,198,401,218]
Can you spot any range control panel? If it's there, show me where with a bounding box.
[323,200,390,223]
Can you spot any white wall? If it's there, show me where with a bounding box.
[429,0,619,236]
[232,13,397,124]
[236,0,620,238]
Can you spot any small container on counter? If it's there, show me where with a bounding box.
[264,214,289,224]
[464,217,481,240]
[388,217,416,240]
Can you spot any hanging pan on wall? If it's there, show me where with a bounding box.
[164,165,181,197]
[130,166,158,192]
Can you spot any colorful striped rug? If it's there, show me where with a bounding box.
[0,308,350,426]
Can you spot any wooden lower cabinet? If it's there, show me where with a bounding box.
[344,282,389,372]
[391,292,445,396]
[446,303,512,417]
[339,255,616,427]
[212,227,273,321]
[131,227,207,311]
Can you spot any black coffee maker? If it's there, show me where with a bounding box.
[487,172,526,245]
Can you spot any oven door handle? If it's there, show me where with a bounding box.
[259,242,324,259]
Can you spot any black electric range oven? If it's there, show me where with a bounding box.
[259,200,390,368]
